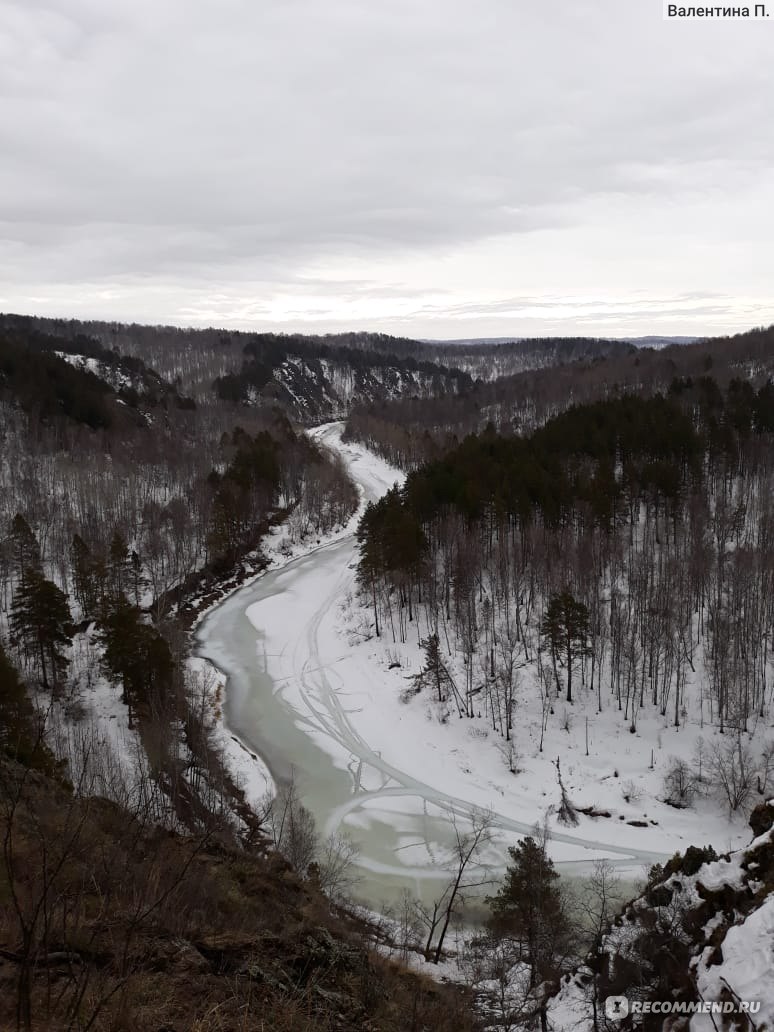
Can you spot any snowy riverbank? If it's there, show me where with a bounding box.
[197,422,754,905]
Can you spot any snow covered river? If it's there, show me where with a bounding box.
[195,423,667,908]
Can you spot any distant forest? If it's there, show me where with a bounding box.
[346,324,774,467]
[355,356,774,795]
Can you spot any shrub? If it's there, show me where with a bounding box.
[663,758,697,808]
[621,779,643,804]
[708,737,754,814]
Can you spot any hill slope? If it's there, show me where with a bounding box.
[548,803,774,1030]
[0,756,475,1031]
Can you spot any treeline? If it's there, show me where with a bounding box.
[0,324,195,430]
[395,393,702,528]
[419,335,635,381]
[346,323,774,470]
[357,380,774,766]
[0,314,475,406]
[214,332,472,407]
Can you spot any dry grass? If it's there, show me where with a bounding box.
[0,758,477,1031]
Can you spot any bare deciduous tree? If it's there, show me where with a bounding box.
[415,808,495,964]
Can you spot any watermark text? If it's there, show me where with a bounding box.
[605,996,761,1020]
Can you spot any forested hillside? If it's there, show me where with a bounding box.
[356,372,774,823]
[0,314,645,424]
[0,326,194,433]
[212,335,471,419]
[0,321,357,837]
[418,335,636,381]
[0,314,473,416]
[346,324,774,469]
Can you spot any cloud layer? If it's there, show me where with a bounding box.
[1,0,772,336]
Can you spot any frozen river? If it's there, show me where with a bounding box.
[195,423,667,908]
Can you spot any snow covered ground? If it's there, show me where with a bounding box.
[55,351,135,392]
[547,818,774,1032]
[45,628,181,826]
[185,655,273,811]
[332,594,752,861]
[195,423,758,909]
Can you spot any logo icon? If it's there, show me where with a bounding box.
[605,996,629,1021]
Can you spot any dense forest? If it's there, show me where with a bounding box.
[346,324,774,469]
[0,314,642,421]
[356,371,774,809]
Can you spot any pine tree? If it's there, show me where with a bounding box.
[540,590,590,703]
[98,597,174,726]
[9,514,41,591]
[10,569,73,689]
[414,633,451,702]
[487,834,573,988]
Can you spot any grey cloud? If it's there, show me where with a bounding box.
[0,0,772,333]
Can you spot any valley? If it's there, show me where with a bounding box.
[196,422,754,911]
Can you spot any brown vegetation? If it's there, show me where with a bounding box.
[0,757,476,1032]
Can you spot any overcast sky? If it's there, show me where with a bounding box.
[1,0,772,339]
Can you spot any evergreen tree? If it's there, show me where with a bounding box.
[9,514,41,590]
[90,553,109,618]
[356,501,383,636]
[98,597,174,725]
[0,640,61,776]
[129,549,147,607]
[207,480,242,566]
[413,632,451,702]
[10,569,73,689]
[754,379,774,433]
[540,591,590,703]
[487,835,573,988]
